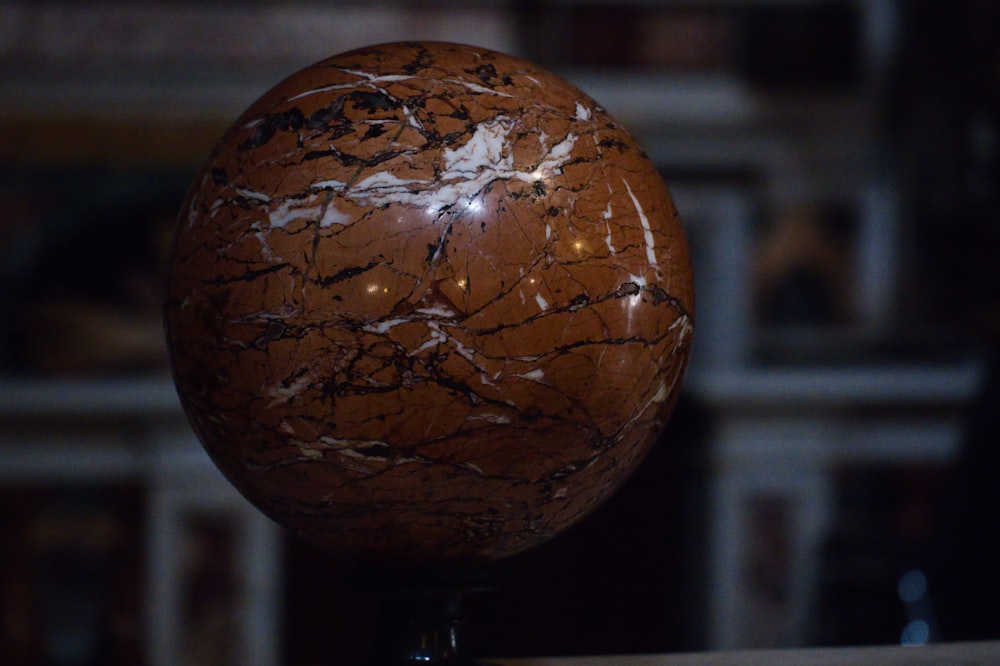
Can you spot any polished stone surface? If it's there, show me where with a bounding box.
[499,641,1000,666]
[166,42,694,563]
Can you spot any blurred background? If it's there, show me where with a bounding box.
[0,1,997,664]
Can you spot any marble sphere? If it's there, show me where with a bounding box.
[165,42,694,565]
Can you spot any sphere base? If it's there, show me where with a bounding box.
[353,565,496,666]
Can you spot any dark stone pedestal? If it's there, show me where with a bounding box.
[355,566,496,666]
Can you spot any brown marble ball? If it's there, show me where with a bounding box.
[166,42,694,564]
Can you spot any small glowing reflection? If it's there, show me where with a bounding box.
[364,284,390,296]
[620,289,642,338]
[898,569,927,604]
[901,620,930,646]
[457,278,467,290]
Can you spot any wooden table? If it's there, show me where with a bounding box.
[500,641,999,665]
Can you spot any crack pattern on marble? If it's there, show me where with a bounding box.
[166,42,694,564]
